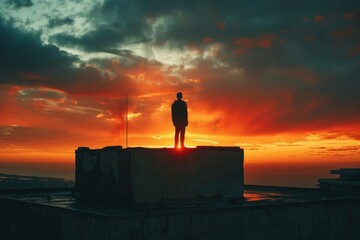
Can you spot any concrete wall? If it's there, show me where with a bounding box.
[1,196,359,240]
[75,146,244,203]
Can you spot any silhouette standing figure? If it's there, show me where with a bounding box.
[171,92,188,148]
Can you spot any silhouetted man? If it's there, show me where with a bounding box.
[171,92,188,148]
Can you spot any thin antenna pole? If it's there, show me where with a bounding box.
[125,92,128,148]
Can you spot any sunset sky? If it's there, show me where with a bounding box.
[0,0,359,163]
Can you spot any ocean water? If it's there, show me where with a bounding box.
[0,160,359,188]
[245,161,360,188]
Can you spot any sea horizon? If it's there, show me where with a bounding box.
[1,159,359,188]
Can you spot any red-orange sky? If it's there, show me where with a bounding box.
[0,1,359,164]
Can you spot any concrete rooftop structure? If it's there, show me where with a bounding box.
[75,146,244,203]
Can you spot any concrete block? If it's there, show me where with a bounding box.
[75,146,244,203]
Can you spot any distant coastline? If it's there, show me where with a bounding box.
[0,172,74,190]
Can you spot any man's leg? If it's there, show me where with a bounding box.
[175,127,180,148]
[180,127,186,148]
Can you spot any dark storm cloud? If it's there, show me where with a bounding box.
[52,0,151,52]
[6,0,33,9]
[0,18,132,96]
[0,17,169,98]
[47,17,74,28]
[0,19,101,97]
[0,18,78,85]
[53,26,132,52]
[51,0,360,52]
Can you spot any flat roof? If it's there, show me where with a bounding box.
[1,185,359,219]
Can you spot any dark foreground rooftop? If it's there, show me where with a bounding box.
[1,185,360,240]
[1,185,359,217]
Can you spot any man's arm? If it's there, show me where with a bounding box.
[185,102,188,126]
[171,103,175,126]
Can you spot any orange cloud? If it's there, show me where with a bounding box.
[331,26,360,41]
[276,68,318,85]
[314,15,326,23]
[216,22,225,30]
[344,12,355,20]
[233,34,278,55]
[203,37,213,44]
[348,44,360,57]
[304,34,316,42]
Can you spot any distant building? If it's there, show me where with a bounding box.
[318,168,360,191]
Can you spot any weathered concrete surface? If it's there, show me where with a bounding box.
[76,146,244,203]
[1,188,360,240]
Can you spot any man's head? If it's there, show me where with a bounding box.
[176,92,183,100]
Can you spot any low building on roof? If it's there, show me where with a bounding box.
[318,168,360,191]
